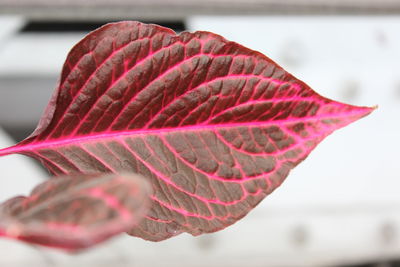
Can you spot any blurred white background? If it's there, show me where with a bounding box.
[0,2,399,266]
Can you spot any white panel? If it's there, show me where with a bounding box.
[0,16,399,266]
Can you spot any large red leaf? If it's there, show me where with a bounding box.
[0,173,152,251]
[0,21,374,241]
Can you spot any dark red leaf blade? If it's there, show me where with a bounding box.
[0,173,152,251]
[0,21,374,241]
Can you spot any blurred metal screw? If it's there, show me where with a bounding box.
[279,39,307,68]
[394,81,400,99]
[340,79,360,102]
[381,221,396,245]
[291,225,309,247]
[196,234,217,251]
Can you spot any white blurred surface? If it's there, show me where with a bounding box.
[0,128,43,201]
[0,16,399,266]
[0,15,25,43]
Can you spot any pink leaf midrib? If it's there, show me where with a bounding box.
[0,108,372,157]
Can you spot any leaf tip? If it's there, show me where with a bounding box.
[360,104,378,118]
[341,104,376,128]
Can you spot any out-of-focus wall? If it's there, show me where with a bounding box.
[0,0,400,19]
[0,2,399,266]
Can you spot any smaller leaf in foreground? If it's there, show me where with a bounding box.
[0,173,152,251]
